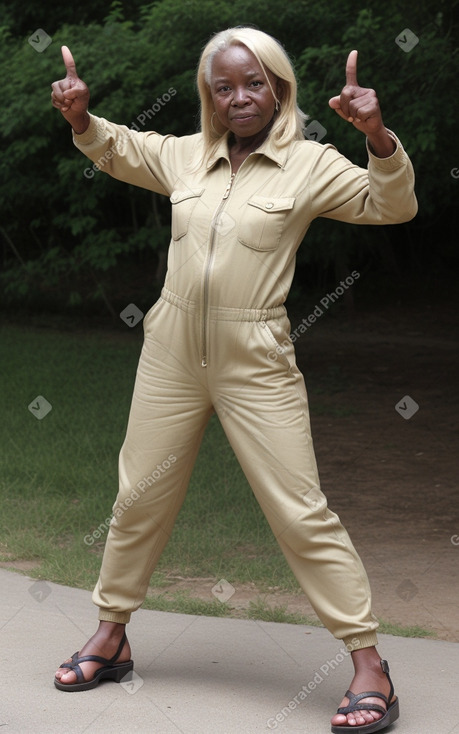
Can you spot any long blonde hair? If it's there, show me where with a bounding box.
[196,27,308,161]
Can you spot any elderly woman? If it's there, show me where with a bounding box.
[52,26,416,732]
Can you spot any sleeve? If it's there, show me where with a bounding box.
[72,114,197,197]
[309,131,418,225]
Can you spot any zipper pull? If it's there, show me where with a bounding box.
[222,172,235,200]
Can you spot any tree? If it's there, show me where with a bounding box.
[1,0,458,315]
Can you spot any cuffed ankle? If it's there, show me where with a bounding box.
[98,610,131,624]
[342,631,379,651]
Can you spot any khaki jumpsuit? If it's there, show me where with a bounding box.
[74,116,417,651]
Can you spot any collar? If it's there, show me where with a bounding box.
[206,130,289,171]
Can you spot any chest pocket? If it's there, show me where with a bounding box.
[238,196,295,251]
[170,188,204,241]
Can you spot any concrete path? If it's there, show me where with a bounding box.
[1,569,458,733]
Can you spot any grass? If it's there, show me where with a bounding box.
[141,592,321,626]
[142,592,233,618]
[0,322,432,639]
[246,598,321,626]
[375,620,434,639]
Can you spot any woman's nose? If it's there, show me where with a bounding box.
[231,87,250,105]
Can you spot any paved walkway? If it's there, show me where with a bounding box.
[1,569,458,733]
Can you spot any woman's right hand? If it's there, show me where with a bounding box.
[51,46,90,134]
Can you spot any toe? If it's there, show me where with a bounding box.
[54,658,72,681]
[331,706,384,727]
[55,667,77,684]
[354,710,372,724]
[347,711,363,726]
[330,713,347,726]
[359,708,383,723]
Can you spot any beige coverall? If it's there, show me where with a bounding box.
[74,116,417,651]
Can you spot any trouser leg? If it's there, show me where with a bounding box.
[93,300,212,623]
[210,314,378,650]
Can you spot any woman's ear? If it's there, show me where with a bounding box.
[276,78,286,105]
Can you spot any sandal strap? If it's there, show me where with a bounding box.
[337,680,391,717]
[58,650,84,670]
[337,702,387,716]
[109,632,127,663]
[59,661,86,683]
[64,653,116,666]
[58,632,128,681]
[380,659,395,703]
[344,689,389,707]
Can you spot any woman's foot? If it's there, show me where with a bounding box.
[330,648,396,729]
[55,621,130,687]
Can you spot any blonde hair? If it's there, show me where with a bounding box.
[196,27,308,161]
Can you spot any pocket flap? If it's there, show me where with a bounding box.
[170,188,204,205]
[247,196,295,213]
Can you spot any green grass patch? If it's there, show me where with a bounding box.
[376,620,434,639]
[142,591,233,617]
[246,598,321,626]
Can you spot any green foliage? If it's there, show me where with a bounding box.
[0,0,458,311]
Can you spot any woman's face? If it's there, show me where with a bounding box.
[210,44,279,142]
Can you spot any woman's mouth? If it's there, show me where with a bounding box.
[232,114,256,122]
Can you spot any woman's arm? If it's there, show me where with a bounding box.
[311,49,417,223]
[51,46,191,196]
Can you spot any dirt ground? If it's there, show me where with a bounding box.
[147,298,459,642]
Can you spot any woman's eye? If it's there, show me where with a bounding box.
[250,80,263,87]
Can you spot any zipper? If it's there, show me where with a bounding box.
[201,171,236,367]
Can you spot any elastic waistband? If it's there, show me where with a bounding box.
[160,287,286,322]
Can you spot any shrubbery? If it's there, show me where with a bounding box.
[1,0,457,314]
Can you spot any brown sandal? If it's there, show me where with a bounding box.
[331,659,399,733]
[54,632,134,692]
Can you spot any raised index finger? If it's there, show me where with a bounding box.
[345,49,358,86]
[61,45,78,79]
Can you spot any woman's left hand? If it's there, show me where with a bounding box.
[329,50,396,157]
[329,50,385,136]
